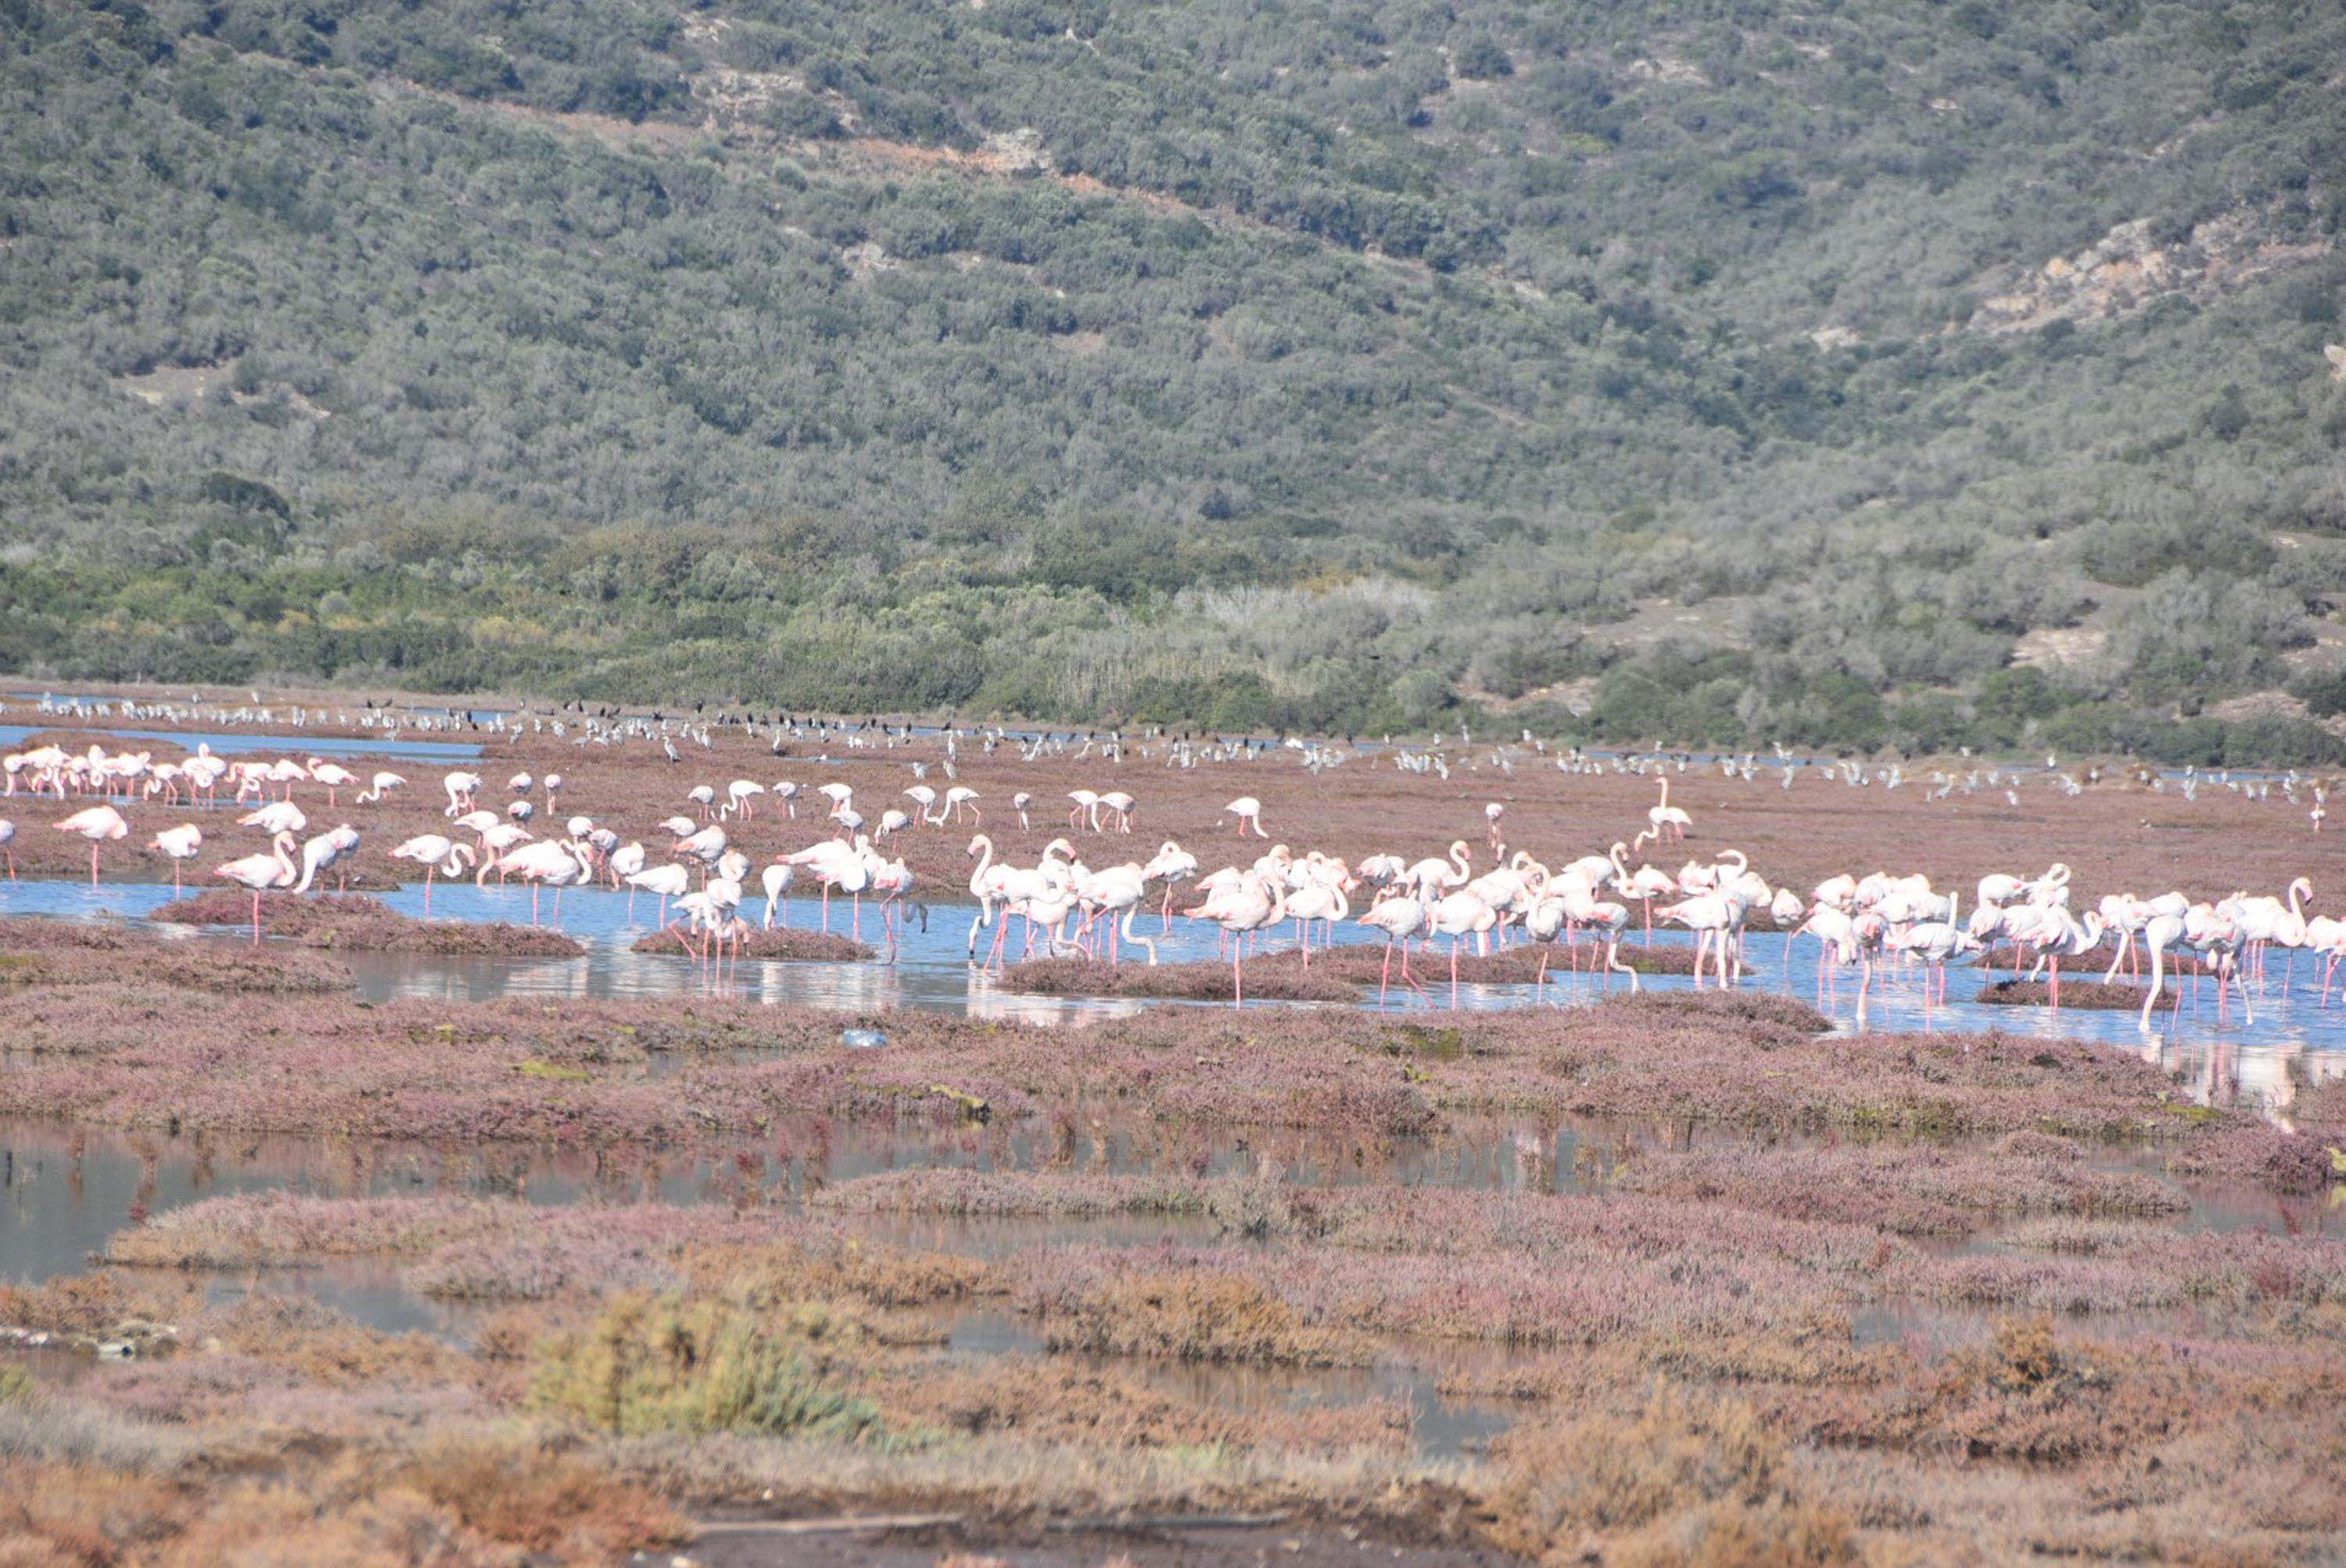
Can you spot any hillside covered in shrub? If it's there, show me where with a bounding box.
[3,0,2344,759]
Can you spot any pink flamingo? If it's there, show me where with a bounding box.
[55,805,128,886]
[1186,874,1286,1006]
[213,832,300,945]
[1358,892,1432,1005]
[148,823,203,894]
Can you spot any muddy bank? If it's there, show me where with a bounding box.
[1002,954,1358,1002]
[1001,939,1701,1001]
[4,685,2335,941]
[152,890,584,956]
[0,916,347,992]
[629,926,873,962]
[1974,978,2152,1010]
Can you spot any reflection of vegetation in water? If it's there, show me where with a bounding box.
[5,2,2346,758]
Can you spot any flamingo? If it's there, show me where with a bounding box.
[475,822,534,879]
[1014,791,1033,831]
[943,786,981,823]
[1357,892,1432,1005]
[1067,790,1103,833]
[760,861,795,928]
[492,838,596,925]
[1609,842,1678,943]
[292,826,361,895]
[1648,777,1693,842]
[1657,890,1746,988]
[1141,839,1200,929]
[1886,917,1979,1008]
[238,801,307,838]
[966,834,1012,956]
[1555,877,1638,992]
[625,862,692,927]
[869,855,920,949]
[390,834,477,913]
[1098,791,1136,833]
[356,771,407,804]
[305,761,360,806]
[722,780,766,820]
[1186,874,1286,1006]
[2035,910,2107,1010]
[784,837,872,936]
[56,805,128,885]
[1221,796,1267,838]
[0,818,13,881]
[606,839,647,893]
[676,824,728,874]
[148,823,203,894]
[1074,863,1157,966]
[1281,877,1349,967]
[213,831,299,944]
[1427,887,1499,1009]
[1404,841,1473,899]
[443,772,482,816]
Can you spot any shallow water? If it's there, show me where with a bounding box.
[0,1107,1711,1291]
[6,874,2346,1125]
[0,724,486,762]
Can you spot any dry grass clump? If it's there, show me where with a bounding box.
[1823,1317,2207,1466]
[203,1293,475,1393]
[402,1436,688,1560]
[153,890,585,956]
[630,925,872,960]
[2164,1115,2346,1195]
[0,1446,683,1568]
[881,1361,1411,1455]
[1035,1269,1368,1367]
[103,1193,526,1269]
[1486,1383,1857,1567]
[0,1271,192,1344]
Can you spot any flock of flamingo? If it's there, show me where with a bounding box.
[0,730,2329,1032]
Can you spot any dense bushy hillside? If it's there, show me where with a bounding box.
[3,0,2344,759]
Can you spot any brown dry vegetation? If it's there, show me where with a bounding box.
[0,917,348,992]
[5,701,2345,1563]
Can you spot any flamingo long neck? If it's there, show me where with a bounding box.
[967,835,995,895]
[1657,777,1670,808]
[1449,842,1469,879]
